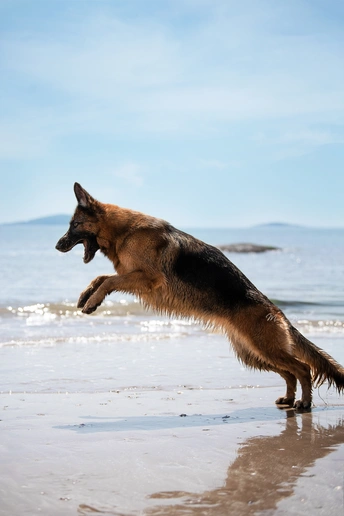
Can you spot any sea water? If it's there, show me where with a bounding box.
[0,224,343,394]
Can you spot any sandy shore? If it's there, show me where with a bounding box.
[1,336,344,515]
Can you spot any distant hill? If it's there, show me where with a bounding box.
[5,214,71,225]
[253,222,302,229]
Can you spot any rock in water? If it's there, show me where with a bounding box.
[217,243,280,253]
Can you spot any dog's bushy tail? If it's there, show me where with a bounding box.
[290,326,344,391]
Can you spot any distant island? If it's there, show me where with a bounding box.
[253,222,302,228]
[4,214,71,225]
[217,243,280,253]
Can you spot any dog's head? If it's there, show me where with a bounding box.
[55,183,102,263]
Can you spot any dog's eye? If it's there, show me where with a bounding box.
[72,221,81,228]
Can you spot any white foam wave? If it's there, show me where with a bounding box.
[295,319,344,335]
[0,331,190,349]
[2,299,149,320]
[1,302,343,339]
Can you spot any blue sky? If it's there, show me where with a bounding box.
[1,0,344,227]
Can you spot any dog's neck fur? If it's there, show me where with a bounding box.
[95,202,153,267]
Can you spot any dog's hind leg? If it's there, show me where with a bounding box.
[257,351,312,409]
[232,346,297,407]
[262,352,312,409]
[241,311,312,409]
[228,342,296,406]
[229,327,312,409]
[286,359,312,410]
[253,355,310,409]
[271,368,297,406]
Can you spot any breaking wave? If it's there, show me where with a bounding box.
[1,297,342,319]
[0,299,149,320]
[0,299,343,338]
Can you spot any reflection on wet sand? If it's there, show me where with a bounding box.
[147,411,344,515]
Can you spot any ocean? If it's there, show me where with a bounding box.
[1,223,343,395]
[1,223,344,516]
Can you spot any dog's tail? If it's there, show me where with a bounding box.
[290,325,344,391]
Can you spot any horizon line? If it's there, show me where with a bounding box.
[0,214,343,230]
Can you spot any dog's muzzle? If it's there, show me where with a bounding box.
[55,232,74,253]
[55,231,100,264]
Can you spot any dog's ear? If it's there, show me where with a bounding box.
[74,183,94,208]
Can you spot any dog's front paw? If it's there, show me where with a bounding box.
[77,287,94,309]
[82,303,100,315]
[81,292,105,315]
[77,276,110,309]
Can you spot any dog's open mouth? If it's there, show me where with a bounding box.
[56,233,100,263]
[82,236,100,264]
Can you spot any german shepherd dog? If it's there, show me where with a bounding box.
[56,183,344,409]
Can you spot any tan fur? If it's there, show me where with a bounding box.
[56,183,344,410]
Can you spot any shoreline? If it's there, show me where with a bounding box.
[1,334,344,515]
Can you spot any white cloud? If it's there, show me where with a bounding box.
[1,1,344,159]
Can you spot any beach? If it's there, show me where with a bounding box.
[1,333,344,516]
[0,224,344,515]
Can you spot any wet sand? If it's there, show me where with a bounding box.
[1,336,344,515]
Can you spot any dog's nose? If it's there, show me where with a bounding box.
[55,238,65,251]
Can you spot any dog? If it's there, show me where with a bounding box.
[56,183,344,409]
